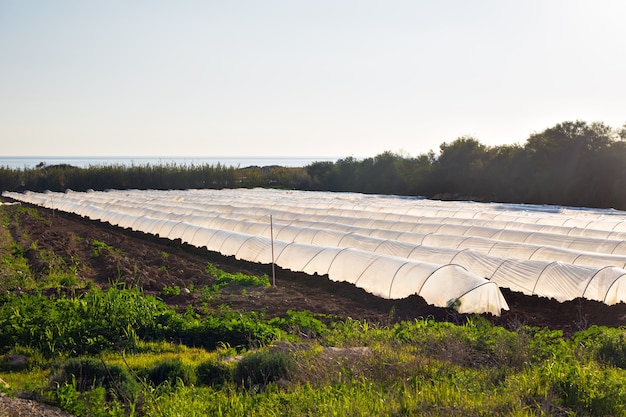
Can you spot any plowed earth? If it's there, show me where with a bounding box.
[7,202,626,338]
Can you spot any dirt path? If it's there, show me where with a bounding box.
[0,394,75,417]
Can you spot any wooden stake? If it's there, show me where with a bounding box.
[270,214,276,286]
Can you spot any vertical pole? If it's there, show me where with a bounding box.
[270,214,276,286]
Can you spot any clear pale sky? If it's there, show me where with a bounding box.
[1,1,625,158]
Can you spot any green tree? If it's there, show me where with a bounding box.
[352,152,406,194]
[482,144,528,202]
[331,157,360,191]
[524,120,616,206]
[431,136,488,198]
[306,161,335,190]
[396,151,435,196]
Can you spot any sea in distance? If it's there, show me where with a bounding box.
[0,156,340,170]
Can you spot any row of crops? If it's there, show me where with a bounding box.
[5,188,626,315]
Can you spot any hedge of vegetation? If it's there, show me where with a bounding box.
[2,120,626,210]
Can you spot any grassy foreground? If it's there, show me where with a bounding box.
[2,205,626,416]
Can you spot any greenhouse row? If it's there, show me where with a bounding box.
[5,188,626,315]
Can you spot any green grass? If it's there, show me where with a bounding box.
[0,207,35,290]
[4,310,626,416]
[0,205,86,292]
[205,262,271,288]
[200,263,271,303]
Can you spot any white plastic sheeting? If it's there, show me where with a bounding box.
[6,188,626,313]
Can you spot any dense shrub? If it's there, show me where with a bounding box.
[146,359,196,387]
[573,325,626,368]
[508,359,626,416]
[196,358,234,387]
[269,310,329,339]
[179,312,281,351]
[233,350,295,389]
[49,357,139,400]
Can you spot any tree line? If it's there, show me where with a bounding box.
[305,120,626,209]
[2,120,626,210]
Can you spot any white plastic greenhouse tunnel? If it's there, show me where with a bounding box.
[6,188,626,316]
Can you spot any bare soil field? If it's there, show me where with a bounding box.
[8,203,626,337]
